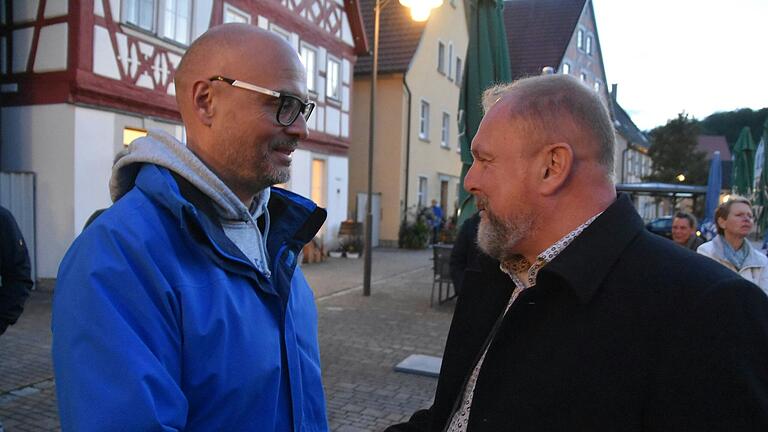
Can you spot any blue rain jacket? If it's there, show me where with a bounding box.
[52,164,328,431]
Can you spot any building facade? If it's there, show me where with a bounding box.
[0,0,367,278]
[349,0,467,247]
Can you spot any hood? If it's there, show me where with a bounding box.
[110,130,269,222]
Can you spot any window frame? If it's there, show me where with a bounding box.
[437,40,446,75]
[270,24,291,42]
[223,2,251,24]
[326,55,342,101]
[447,42,454,81]
[299,43,318,94]
[455,56,463,86]
[158,0,192,45]
[562,62,570,75]
[419,99,431,140]
[418,176,429,208]
[122,0,157,32]
[441,112,450,148]
[586,35,593,55]
[576,28,584,50]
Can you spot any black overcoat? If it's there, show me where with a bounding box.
[388,195,768,431]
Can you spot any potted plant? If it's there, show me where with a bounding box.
[344,237,363,259]
[329,247,344,258]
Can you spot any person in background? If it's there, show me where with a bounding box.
[671,211,705,251]
[0,205,33,336]
[697,196,768,295]
[430,199,444,244]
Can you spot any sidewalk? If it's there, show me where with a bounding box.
[0,248,455,431]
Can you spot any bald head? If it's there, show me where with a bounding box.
[170,24,310,204]
[483,75,616,178]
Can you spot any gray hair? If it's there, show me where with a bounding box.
[482,74,616,176]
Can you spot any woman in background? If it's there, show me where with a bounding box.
[697,196,768,295]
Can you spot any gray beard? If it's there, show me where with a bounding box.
[477,208,534,262]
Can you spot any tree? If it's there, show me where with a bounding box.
[645,113,708,185]
[700,108,768,148]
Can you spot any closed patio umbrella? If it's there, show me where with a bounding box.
[457,0,511,224]
[701,150,722,240]
[732,126,756,197]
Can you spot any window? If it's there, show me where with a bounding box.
[419,100,430,140]
[576,29,584,50]
[123,127,148,147]
[586,35,593,55]
[441,112,450,148]
[447,42,454,80]
[311,159,327,207]
[562,63,570,75]
[326,57,341,100]
[593,81,601,92]
[223,3,251,23]
[437,41,446,74]
[300,44,317,93]
[123,0,156,31]
[270,24,291,42]
[418,177,428,208]
[122,0,191,45]
[580,72,587,82]
[160,0,191,44]
[455,57,463,86]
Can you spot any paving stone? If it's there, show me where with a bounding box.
[0,248,453,431]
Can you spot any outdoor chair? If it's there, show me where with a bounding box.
[431,244,456,306]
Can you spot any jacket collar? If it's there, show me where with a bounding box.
[711,235,768,270]
[538,194,644,304]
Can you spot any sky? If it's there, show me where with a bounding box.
[592,0,768,131]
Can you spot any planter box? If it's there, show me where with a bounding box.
[329,251,343,258]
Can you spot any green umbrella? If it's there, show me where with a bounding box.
[457,0,511,224]
[755,117,768,233]
[732,126,757,197]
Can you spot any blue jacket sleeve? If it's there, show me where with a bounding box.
[52,225,187,432]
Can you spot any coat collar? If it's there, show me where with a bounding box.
[538,194,645,304]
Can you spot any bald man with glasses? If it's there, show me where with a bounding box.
[52,24,329,431]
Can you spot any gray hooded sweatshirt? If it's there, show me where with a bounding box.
[110,129,272,278]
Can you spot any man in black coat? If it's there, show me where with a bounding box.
[0,205,33,335]
[387,75,768,431]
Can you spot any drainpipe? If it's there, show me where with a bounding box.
[402,74,412,224]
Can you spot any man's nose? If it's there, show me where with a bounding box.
[464,162,478,193]
[285,114,309,139]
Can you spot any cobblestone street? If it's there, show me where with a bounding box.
[0,248,455,431]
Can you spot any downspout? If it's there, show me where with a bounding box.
[402,74,412,224]
[622,147,629,184]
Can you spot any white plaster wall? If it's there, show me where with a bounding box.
[290,149,312,198]
[1,104,75,279]
[73,107,115,235]
[324,155,348,248]
[34,23,68,72]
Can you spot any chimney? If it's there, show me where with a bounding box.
[611,83,618,101]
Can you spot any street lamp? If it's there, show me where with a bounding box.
[363,0,443,296]
[676,173,686,182]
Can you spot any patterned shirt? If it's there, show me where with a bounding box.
[446,213,601,432]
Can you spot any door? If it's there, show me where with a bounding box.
[356,193,381,248]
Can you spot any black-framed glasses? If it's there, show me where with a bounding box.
[209,76,315,127]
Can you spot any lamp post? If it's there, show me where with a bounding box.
[363,0,443,296]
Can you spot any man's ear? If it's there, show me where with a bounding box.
[537,142,573,195]
[192,81,215,127]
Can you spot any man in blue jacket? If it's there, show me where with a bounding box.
[52,24,328,431]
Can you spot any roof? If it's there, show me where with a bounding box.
[503,0,587,79]
[344,0,371,55]
[354,0,428,75]
[697,135,731,160]
[611,98,649,149]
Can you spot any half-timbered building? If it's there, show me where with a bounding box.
[0,0,368,278]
